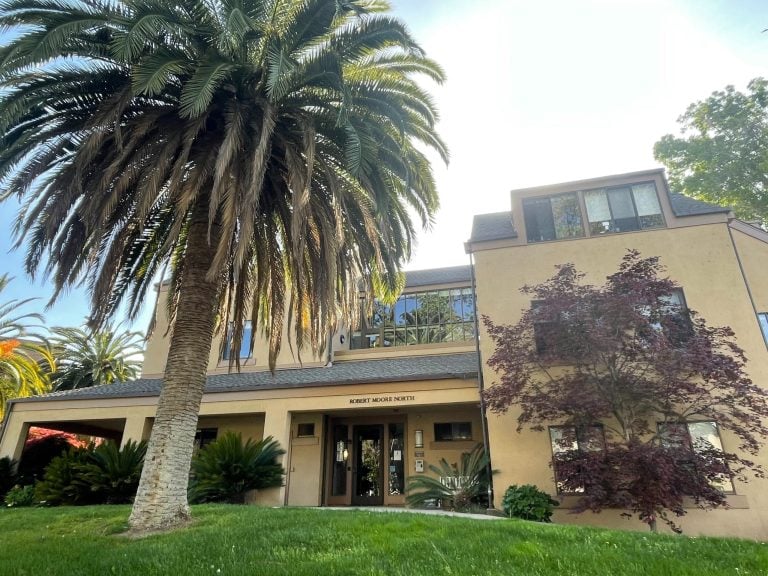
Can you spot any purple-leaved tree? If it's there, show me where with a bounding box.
[483,250,768,532]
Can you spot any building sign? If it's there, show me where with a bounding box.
[348,394,416,405]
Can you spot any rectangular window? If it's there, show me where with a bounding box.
[194,428,218,450]
[758,313,768,345]
[658,421,734,493]
[222,321,253,360]
[585,182,664,235]
[549,425,605,493]
[297,423,315,437]
[351,287,476,349]
[523,193,584,243]
[648,288,693,345]
[434,422,472,441]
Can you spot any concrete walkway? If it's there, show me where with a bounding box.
[316,506,506,521]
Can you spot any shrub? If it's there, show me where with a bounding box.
[35,440,147,506]
[17,428,87,484]
[0,456,18,499]
[502,484,559,522]
[189,433,285,504]
[4,484,36,507]
[35,446,97,505]
[81,440,147,504]
[406,445,492,512]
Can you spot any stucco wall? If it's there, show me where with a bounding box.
[473,221,768,539]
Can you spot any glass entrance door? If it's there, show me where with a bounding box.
[351,425,384,506]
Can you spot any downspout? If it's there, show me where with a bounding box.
[469,251,495,511]
[726,222,765,350]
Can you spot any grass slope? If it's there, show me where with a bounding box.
[0,506,765,575]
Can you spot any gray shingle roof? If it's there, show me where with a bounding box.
[404,265,472,287]
[668,193,731,217]
[468,211,517,243]
[19,352,479,403]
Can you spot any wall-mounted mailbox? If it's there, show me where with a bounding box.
[414,459,424,473]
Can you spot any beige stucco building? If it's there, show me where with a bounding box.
[2,168,768,538]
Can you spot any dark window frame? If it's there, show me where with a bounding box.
[194,428,218,450]
[434,422,473,442]
[584,181,665,235]
[548,424,605,494]
[351,287,476,350]
[296,423,315,437]
[657,420,734,494]
[523,192,585,243]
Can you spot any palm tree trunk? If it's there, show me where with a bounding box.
[128,198,222,532]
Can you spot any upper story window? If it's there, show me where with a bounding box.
[585,182,664,235]
[658,420,734,493]
[523,193,585,243]
[757,313,768,345]
[221,321,253,360]
[350,287,475,349]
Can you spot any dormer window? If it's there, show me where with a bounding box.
[584,182,664,235]
[523,193,585,243]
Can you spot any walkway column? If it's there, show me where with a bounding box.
[0,413,30,463]
[253,409,291,507]
[121,416,151,448]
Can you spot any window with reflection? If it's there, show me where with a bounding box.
[351,287,475,349]
[523,193,585,243]
[585,182,664,234]
[221,321,253,360]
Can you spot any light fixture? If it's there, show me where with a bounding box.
[414,429,424,448]
[342,447,349,461]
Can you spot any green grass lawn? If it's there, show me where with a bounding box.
[0,506,765,576]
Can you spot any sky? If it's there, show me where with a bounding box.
[0,0,765,334]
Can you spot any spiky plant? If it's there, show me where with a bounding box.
[189,432,285,504]
[50,326,143,391]
[406,445,492,512]
[0,275,53,417]
[0,0,446,530]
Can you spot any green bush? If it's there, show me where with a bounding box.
[5,484,36,507]
[502,484,559,522]
[35,446,98,505]
[0,456,18,499]
[80,440,147,504]
[406,445,492,512]
[189,432,285,504]
[35,440,147,506]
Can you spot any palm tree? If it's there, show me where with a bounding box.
[0,275,53,418]
[0,0,446,530]
[50,326,143,391]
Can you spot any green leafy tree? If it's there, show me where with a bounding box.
[654,78,768,223]
[0,0,445,531]
[50,326,143,391]
[0,275,53,418]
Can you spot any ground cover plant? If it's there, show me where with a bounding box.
[0,506,765,575]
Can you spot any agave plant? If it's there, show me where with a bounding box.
[406,444,492,512]
[190,432,285,504]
